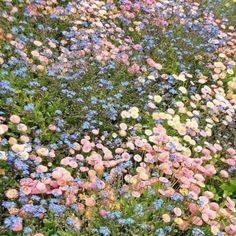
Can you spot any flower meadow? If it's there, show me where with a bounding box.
[0,0,236,236]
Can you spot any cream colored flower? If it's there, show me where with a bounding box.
[154,95,162,103]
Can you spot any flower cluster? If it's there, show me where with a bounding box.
[0,0,236,235]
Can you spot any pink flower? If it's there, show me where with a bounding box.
[225,225,236,235]
[121,0,131,11]
[21,186,31,195]
[227,148,236,155]
[103,149,113,160]
[76,154,84,161]
[209,202,219,211]
[225,159,236,166]
[12,222,23,232]
[36,165,48,173]
[85,197,96,207]
[122,152,130,161]
[36,182,46,192]
[201,213,209,222]
[190,184,201,194]
[10,115,21,124]
[146,58,162,70]
[5,189,18,199]
[131,191,141,198]
[117,53,129,65]
[52,167,72,181]
[132,44,142,50]
[203,164,216,176]
[220,170,229,178]
[173,207,182,216]
[82,143,92,153]
[69,161,78,168]
[192,216,203,226]
[0,124,8,135]
[128,63,140,75]
[61,157,71,166]
[99,209,107,217]
[48,124,57,131]
[226,197,236,212]
[188,203,198,214]
[133,3,140,12]
[159,162,172,175]
[203,191,214,199]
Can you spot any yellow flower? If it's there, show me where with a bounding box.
[0,57,4,65]
[9,137,17,145]
[119,130,127,137]
[144,129,152,136]
[178,86,187,94]
[174,217,183,225]
[134,123,142,131]
[85,209,94,219]
[129,107,138,112]
[180,188,189,196]
[74,219,81,228]
[165,114,172,120]
[73,142,81,151]
[211,226,220,235]
[36,147,49,156]
[178,127,187,136]
[152,112,160,120]
[167,108,175,115]
[183,135,191,142]
[129,107,138,119]
[183,148,191,157]
[173,115,180,122]
[162,214,171,223]
[99,9,107,17]
[154,95,162,103]
[12,144,25,153]
[111,202,121,210]
[179,107,186,113]
[157,112,164,120]
[33,40,43,47]
[20,151,29,160]
[121,110,130,119]
[176,101,184,107]
[0,168,5,175]
[206,101,214,109]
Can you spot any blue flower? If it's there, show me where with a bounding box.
[155,228,165,236]
[49,202,65,215]
[99,226,111,236]
[164,226,172,232]
[2,201,16,209]
[24,103,34,112]
[118,218,134,225]
[171,193,184,201]
[66,217,75,226]
[4,216,22,230]
[192,228,205,236]
[135,204,144,216]
[153,199,164,210]
[23,227,32,234]
[217,232,224,236]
